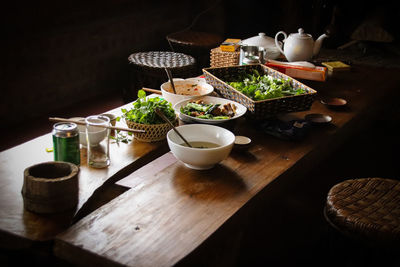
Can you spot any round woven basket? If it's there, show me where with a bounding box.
[125,118,178,142]
[22,161,79,214]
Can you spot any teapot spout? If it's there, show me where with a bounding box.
[313,33,328,56]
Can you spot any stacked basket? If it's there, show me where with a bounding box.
[210,47,240,68]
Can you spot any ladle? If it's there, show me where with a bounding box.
[154,108,192,147]
[164,68,177,94]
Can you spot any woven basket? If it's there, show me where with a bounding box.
[125,118,178,142]
[203,64,317,120]
[210,47,240,68]
[325,178,400,246]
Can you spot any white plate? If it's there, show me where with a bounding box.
[174,96,247,124]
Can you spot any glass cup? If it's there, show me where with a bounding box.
[85,115,110,168]
[101,113,117,137]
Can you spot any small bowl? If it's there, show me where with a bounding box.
[167,124,235,170]
[305,113,332,125]
[234,136,252,150]
[161,78,214,107]
[85,115,109,146]
[321,97,347,109]
[101,113,117,126]
[70,117,87,146]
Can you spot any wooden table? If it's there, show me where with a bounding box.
[1,65,400,265]
[0,102,169,249]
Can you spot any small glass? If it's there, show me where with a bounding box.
[85,115,110,168]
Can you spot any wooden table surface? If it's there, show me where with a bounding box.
[1,65,399,265]
[53,66,399,266]
[0,102,169,248]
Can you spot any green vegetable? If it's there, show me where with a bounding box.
[196,114,229,120]
[110,131,132,145]
[184,102,213,113]
[121,89,175,124]
[180,101,233,120]
[211,116,230,120]
[228,69,306,101]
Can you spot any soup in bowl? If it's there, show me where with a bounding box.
[160,78,214,107]
[167,124,235,170]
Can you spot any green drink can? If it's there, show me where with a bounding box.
[52,122,80,165]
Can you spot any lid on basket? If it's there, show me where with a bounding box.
[241,33,281,59]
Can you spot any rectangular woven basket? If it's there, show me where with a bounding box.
[202,64,317,120]
[210,47,240,68]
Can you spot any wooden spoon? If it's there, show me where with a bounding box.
[164,68,177,94]
[142,87,162,95]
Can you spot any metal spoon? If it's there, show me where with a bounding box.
[154,108,192,147]
[164,68,177,94]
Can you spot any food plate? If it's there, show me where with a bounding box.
[174,96,247,124]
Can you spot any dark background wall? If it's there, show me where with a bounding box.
[1,0,398,127]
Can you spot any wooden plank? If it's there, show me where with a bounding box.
[116,152,178,189]
[0,102,168,248]
[54,66,400,266]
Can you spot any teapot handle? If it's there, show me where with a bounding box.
[275,31,287,55]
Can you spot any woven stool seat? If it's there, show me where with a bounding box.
[167,30,223,72]
[167,30,223,49]
[128,51,196,70]
[125,51,197,101]
[325,177,400,247]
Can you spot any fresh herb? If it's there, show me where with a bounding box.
[110,131,132,145]
[228,69,306,101]
[121,89,176,124]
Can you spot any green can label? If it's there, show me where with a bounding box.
[52,123,80,166]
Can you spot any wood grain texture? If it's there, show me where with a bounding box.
[54,66,400,266]
[0,102,168,248]
[22,161,79,214]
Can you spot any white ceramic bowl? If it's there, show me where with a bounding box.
[174,96,247,124]
[85,115,109,147]
[101,113,117,126]
[167,124,235,170]
[70,117,87,146]
[160,78,214,107]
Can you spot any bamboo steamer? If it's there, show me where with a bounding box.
[21,161,79,214]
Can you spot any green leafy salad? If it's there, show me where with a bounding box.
[121,89,176,124]
[228,69,306,101]
[180,99,236,120]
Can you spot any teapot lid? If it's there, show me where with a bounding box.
[241,32,281,59]
[291,28,312,39]
[242,32,275,47]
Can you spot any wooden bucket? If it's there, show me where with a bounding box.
[21,161,79,214]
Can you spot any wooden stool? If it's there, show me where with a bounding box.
[324,177,400,264]
[325,177,400,247]
[166,30,223,72]
[324,178,400,264]
[126,51,197,102]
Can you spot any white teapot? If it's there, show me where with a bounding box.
[275,28,328,62]
[241,32,281,59]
